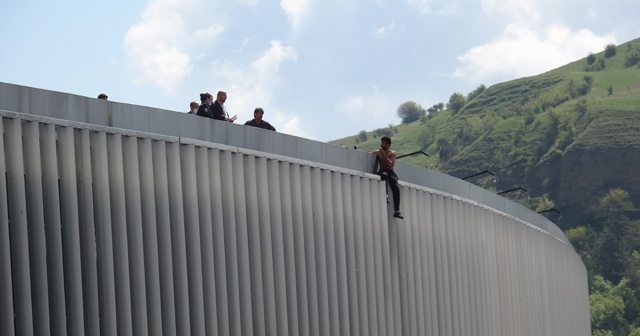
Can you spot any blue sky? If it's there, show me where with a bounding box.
[1,0,638,141]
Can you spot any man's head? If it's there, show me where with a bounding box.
[98,93,108,100]
[381,136,391,150]
[254,107,264,122]
[190,101,199,111]
[217,91,227,104]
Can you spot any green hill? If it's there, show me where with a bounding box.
[331,37,640,334]
[332,37,640,228]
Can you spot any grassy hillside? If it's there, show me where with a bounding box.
[331,37,640,221]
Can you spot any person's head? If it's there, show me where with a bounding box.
[253,107,264,122]
[98,93,108,100]
[200,92,213,104]
[381,136,391,150]
[216,91,227,104]
[190,101,199,111]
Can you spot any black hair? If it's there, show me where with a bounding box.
[200,92,212,103]
[381,136,392,145]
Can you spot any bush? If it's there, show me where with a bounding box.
[625,48,640,67]
[396,101,425,124]
[447,92,466,114]
[357,130,368,142]
[587,52,596,65]
[604,43,617,58]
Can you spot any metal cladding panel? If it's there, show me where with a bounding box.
[0,118,15,336]
[0,107,591,336]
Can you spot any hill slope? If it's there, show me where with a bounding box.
[332,37,640,230]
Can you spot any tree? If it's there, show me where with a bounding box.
[396,101,425,124]
[447,92,466,114]
[590,275,628,336]
[466,84,486,101]
[587,52,596,65]
[357,130,368,142]
[594,189,639,283]
[604,43,617,58]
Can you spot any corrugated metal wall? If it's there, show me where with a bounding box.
[0,111,590,335]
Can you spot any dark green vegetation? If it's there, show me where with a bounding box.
[332,37,640,335]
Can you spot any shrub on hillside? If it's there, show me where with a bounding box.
[604,43,617,58]
[625,48,640,67]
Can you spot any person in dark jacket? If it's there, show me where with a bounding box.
[244,107,276,131]
[211,90,236,122]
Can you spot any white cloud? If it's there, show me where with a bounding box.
[211,40,299,134]
[282,116,314,139]
[375,22,395,38]
[124,0,224,92]
[407,0,429,14]
[454,23,616,82]
[280,0,311,29]
[338,91,397,125]
[481,0,540,24]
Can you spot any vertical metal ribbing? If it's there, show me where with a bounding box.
[194,146,218,336]
[368,179,387,336]
[321,170,341,336]
[208,149,230,336]
[137,138,163,336]
[386,179,402,336]
[330,172,350,336]
[289,163,310,336]
[486,211,501,336]
[266,159,289,336]
[300,165,320,336]
[421,192,439,336]
[395,189,409,335]
[243,155,267,336]
[458,202,472,336]
[402,188,418,336]
[255,157,278,336]
[310,167,331,336]
[165,141,191,336]
[0,117,15,336]
[468,205,481,336]
[446,198,461,336]
[122,136,149,336]
[90,131,118,335]
[496,215,512,336]
[505,218,518,336]
[341,174,359,335]
[74,128,99,336]
[408,189,425,336]
[231,153,254,336]
[278,162,300,335]
[22,121,51,336]
[151,140,177,335]
[376,180,395,336]
[360,178,379,336]
[351,175,370,336]
[106,133,133,336]
[4,118,34,336]
[434,195,452,336]
[179,144,205,335]
[519,224,532,335]
[219,150,242,336]
[244,155,265,333]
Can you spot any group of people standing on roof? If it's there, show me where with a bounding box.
[187,90,276,131]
